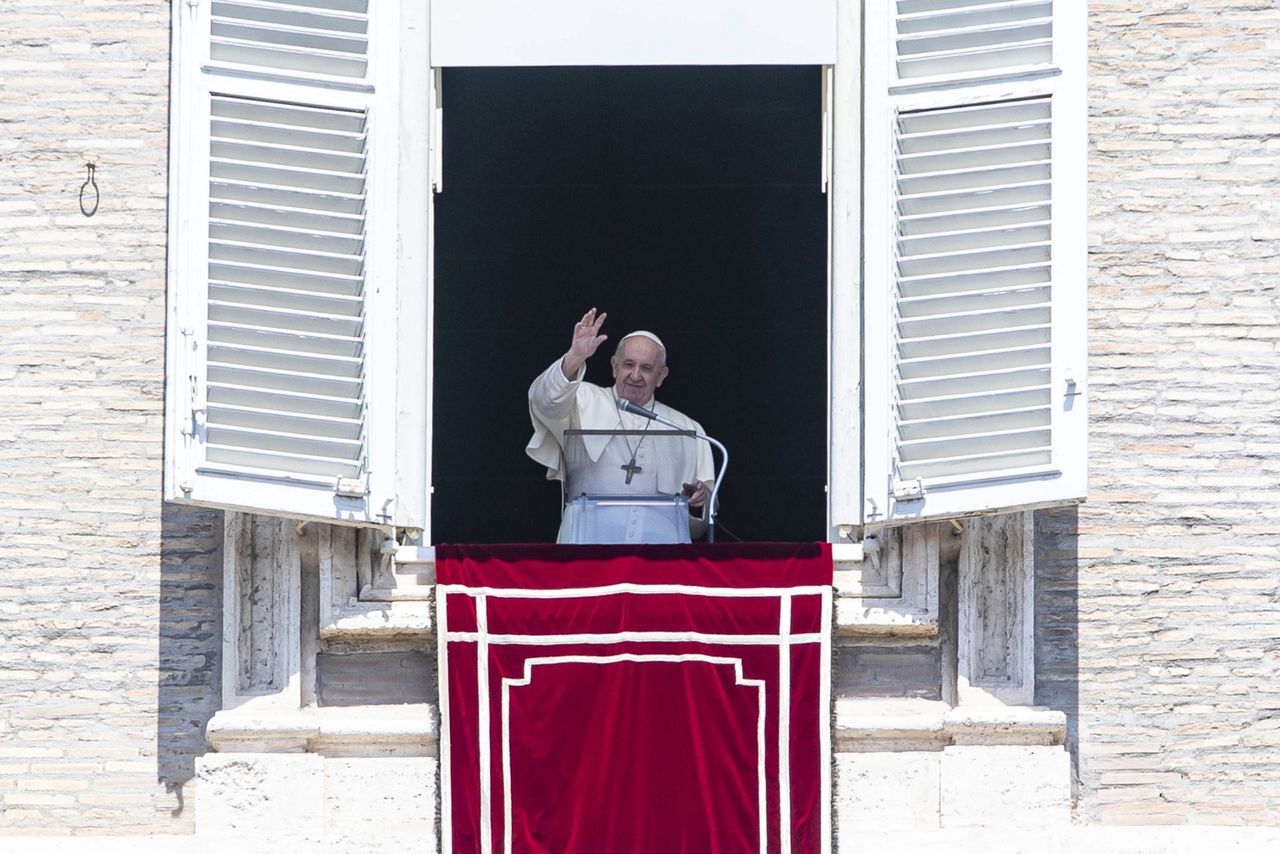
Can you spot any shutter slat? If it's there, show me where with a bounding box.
[899,161,1050,195]
[898,141,1052,174]
[210,200,363,234]
[899,424,1049,459]
[899,365,1050,401]
[898,43,1051,79]
[897,23,1051,58]
[208,321,363,358]
[896,325,1044,363]
[209,241,364,277]
[901,182,1051,216]
[210,42,367,78]
[897,447,1051,480]
[898,385,1051,421]
[207,423,361,459]
[898,263,1050,298]
[209,382,362,419]
[898,341,1050,377]
[211,140,365,174]
[205,445,362,479]
[899,404,1050,441]
[901,204,1049,235]
[896,98,1049,132]
[208,401,363,440]
[899,284,1049,317]
[899,221,1051,256]
[211,22,367,57]
[210,220,364,255]
[210,281,362,315]
[898,1,1051,32]
[212,116,365,152]
[208,362,362,399]
[212,97,366,132]
[213,0,368,31]
[211,180,364,215]
[210,261,361,296]
[209,299,363,338]
[211,159,367,196]
[897,241,1050,278]
[899,303,1050,339]
[207,341,362,376]
[898,0,1046,16]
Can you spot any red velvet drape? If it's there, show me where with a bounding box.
[438,543,833,854]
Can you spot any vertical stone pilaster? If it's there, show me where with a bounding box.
[222,512,302,711]
[957,512,1034,706]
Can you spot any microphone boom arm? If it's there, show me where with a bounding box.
[618,399,728,542]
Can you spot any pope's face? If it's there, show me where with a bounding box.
[611,337,668,406]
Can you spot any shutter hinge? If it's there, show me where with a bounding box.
[185,377,206,436]
[180,327,205,437]
[892,478,924,501]
[336,474,369,498]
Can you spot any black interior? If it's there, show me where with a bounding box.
[431,66,826,543]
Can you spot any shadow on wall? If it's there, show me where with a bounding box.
[156,502,223,814]
[1035,505,1081,800]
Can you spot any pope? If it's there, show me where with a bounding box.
[526,308,715,542]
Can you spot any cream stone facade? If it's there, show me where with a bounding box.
[1,1,1279,850]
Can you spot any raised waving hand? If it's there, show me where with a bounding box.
[560,308,608,379]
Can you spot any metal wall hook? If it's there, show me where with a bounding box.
[79,161,99,217]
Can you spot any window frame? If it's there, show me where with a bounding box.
[164,0,1085,543]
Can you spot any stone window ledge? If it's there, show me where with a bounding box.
[835,698,1066,752]
[321,600,434,639]
[206,704,438,757]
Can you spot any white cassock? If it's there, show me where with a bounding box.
[527,358,715,544]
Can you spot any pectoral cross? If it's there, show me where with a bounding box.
[621,457,642,485]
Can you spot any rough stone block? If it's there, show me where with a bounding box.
[195,753,324,838]
[836,752,941,830]
[940,745,1070,829]
[324,757,438,845]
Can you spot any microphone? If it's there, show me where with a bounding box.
[617,398,659,421]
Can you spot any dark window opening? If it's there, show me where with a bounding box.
[432,66,826,543]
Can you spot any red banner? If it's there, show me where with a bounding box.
[437,543,833,854]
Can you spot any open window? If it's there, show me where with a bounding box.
[165,1,1085,543]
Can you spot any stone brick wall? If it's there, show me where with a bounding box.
[1035,0,1280,825]
[0,1,222,834]
[3,0,1279,837]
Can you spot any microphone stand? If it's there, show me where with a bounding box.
[618,400,728,543]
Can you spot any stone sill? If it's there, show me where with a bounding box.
[835,698,1066,751]
[835,600,937,637]
[320,600,434,639]
[206,704,437,757]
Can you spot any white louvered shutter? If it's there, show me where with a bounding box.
[860,1,1086,526]
[166,0,409,526]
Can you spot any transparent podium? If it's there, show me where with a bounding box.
[561,493,694,545]
[558,427,722,545]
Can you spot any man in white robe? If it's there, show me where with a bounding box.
[527,309,715,543]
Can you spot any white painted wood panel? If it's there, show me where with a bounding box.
[430,0,836,66]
